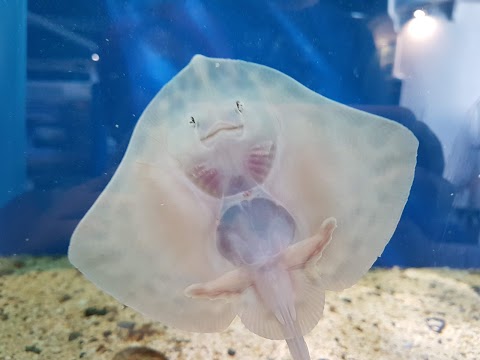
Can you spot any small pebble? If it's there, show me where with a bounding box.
[112,346,168,360]
[426,317,446,333]
[25,345,41,354]
[68,331,82,341]
[59,294,72,303]
[228,348,236,356]
[117,321,136,329]
[0,309,9,321]
[84,306,108,317]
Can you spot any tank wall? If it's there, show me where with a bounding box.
[0,1,28,207]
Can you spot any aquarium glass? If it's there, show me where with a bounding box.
[0,1,478,359]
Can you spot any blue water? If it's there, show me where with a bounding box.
[0,0,478,268]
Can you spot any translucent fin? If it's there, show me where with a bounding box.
[238,270,325,340]
[184,268,252,300]
[69,160,236,333]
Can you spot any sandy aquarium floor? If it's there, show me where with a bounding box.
[0,257,479,360]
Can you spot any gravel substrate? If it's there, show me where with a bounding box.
[0,257,478,360]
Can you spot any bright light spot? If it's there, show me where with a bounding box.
[350,11,365,19]
[413,9,426,18]
[407,15,437,40]
[91,53,100,62]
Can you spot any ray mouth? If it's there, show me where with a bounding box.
[200,122,244,145]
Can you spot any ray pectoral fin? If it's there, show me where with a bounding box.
[284,217,337,273]
[184,268,252,300]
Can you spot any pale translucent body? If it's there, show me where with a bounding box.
[68,55,418,360]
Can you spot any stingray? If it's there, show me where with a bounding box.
[69,55,418,360]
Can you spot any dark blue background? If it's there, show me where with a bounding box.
[1,0,477,268]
